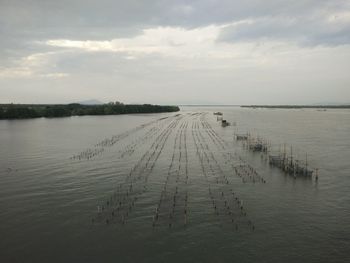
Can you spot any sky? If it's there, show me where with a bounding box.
[0,0,350,105]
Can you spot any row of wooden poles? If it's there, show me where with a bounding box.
[193,117,255,231]
[202,115,266,184]
[93,116,183,225]
[70,117,168,161]
[153,121,189,228]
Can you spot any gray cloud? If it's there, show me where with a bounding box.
[1,0,348,54]
[218,12,350,46]
[0,0,350,104]
[1,0,345,37]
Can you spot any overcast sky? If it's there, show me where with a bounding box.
[1,0,349,105]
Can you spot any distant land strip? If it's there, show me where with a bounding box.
[241,105,350,109]
[0,103,180,119]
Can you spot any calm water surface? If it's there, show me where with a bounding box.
[0,107,349,263]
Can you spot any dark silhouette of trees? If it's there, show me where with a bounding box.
[0,103,180,119]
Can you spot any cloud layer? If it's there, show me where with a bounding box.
[1,0,349,104]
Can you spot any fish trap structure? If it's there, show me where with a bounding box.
[237,132,318,180]
[246,135,269,153]
[221,119,230,127]
[269,148,314,177]
[235,133,249,141]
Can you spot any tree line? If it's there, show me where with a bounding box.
[0,103,180,119]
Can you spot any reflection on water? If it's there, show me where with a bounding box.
[0,108,349,263]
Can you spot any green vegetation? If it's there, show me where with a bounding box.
[0,103,180,119]
[241,105,350,109]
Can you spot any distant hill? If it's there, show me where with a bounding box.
[76,99,104,105]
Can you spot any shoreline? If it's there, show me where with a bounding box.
[241,105,350,109]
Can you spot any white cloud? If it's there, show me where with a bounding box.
[45,25,223,58]
[42,24,302,70]
[0,51,69,78]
